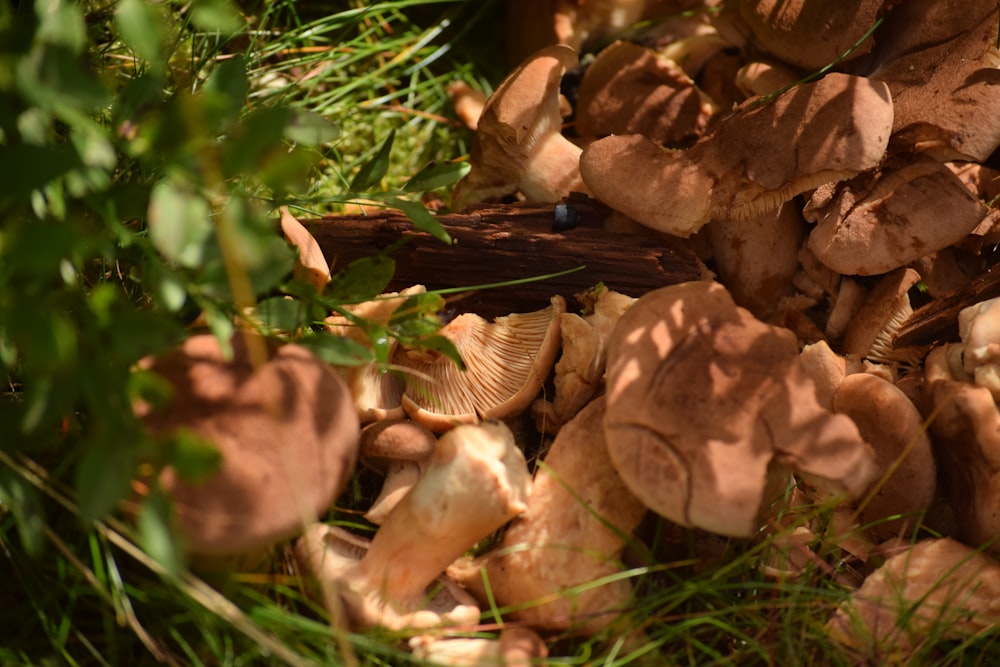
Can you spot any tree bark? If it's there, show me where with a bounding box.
[305,196,702,318]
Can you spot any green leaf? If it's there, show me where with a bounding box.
[147,180,214,268]
[203,55,248,132]
[167,430,221,485]
[137,486,184,578]
[255,296,306,333]
[284,110,339,146]
[349,129,394,193]
[389,292,444,338]
[326,255,395,303]
[402,160,470,193]
[0,144,78,196]
[386,197,452,245]
[189,0,243,35]
[77,441,135,523]
[0,467,45,556]
[115,0,167,63]
[298,334,374,367]
[34,0,86,53]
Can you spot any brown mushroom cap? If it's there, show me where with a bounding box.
[805,156,987,276]
[279,207,330,290]
[359,418,437,525]
[832,373,937,541]
[580,73,892,237]
[841,268,927,366]
[828,538,1000,653]
[451,45,587,210]
[864,0,1000,162]
[136,334,360,556]
[396,296,565,432]
[603,281,875,537]
[739,0,883,70]
[575,40,714,146]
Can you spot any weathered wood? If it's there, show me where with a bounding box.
[894,262,1000,348]
[306,195,702,318]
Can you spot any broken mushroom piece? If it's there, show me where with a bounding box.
[580,73,892,237]
[135,334,360,557]
[575,40,715,146]
[832,373,937,541]
[396,296,565,432]
[603,281,876,537]
[295,422,532,631]
[827,538,1000,656]
[409,627,548,667]
[451,396,647,635]
[805,156,987,276]
[359,418,437,525]
[451,45,588,211]
[279,207,330,290]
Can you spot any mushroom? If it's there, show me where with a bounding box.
[841,268,928,367]
[798,340,846,411]
[409,627,548,666]
[325,285,427,423]
[805,156,987,276]
[579,72,892,237]
[395,296,565,432]
[739,0,884,70]
[734,60,800,98]
[864,0,1000,162]
[531,285,636,434]
[279,207,330,290]
[832,373,937,541]
[451,45,588,211]
[603,281,876,537]
[574,40,715,146]
[358,418,437,525]
[827,538,1000,655]
[704,201,804,319]
[135,333,360,558]
[958,296,1000,400]
[450,396,647,635]
[294,421,532,631]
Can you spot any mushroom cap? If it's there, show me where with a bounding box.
[451,45,587,210]
[359,418,438,524]
[575,40,714,146]
[806,156,987,276]
[279,207,330,290]
[828,538,1000,653]
[865,0,1000,161]
[739,0,883,70]
[958,296,1000,400]
[396,296,565,432]
[832,372,937,540]
[137,334,360,556]
[580,73,892,237]
[453,396,646,635]
[603,281,875,537]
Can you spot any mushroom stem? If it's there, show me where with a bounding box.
[358,422,531,608]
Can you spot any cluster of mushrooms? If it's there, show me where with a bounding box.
[134,0,1000,663]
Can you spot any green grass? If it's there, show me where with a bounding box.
[3,1,1000,665]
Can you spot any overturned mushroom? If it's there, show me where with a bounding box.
[603,281,875,537]
[451,396,646,635]
[451,45,588,211]
[828,538,1000,655]
[135,334,360,558]
[580,73,892,237]
[396,297,564,432]
[295,422,531,631]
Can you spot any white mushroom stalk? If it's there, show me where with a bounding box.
[295,422,532,630]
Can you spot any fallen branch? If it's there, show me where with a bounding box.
[305,195,702,317]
